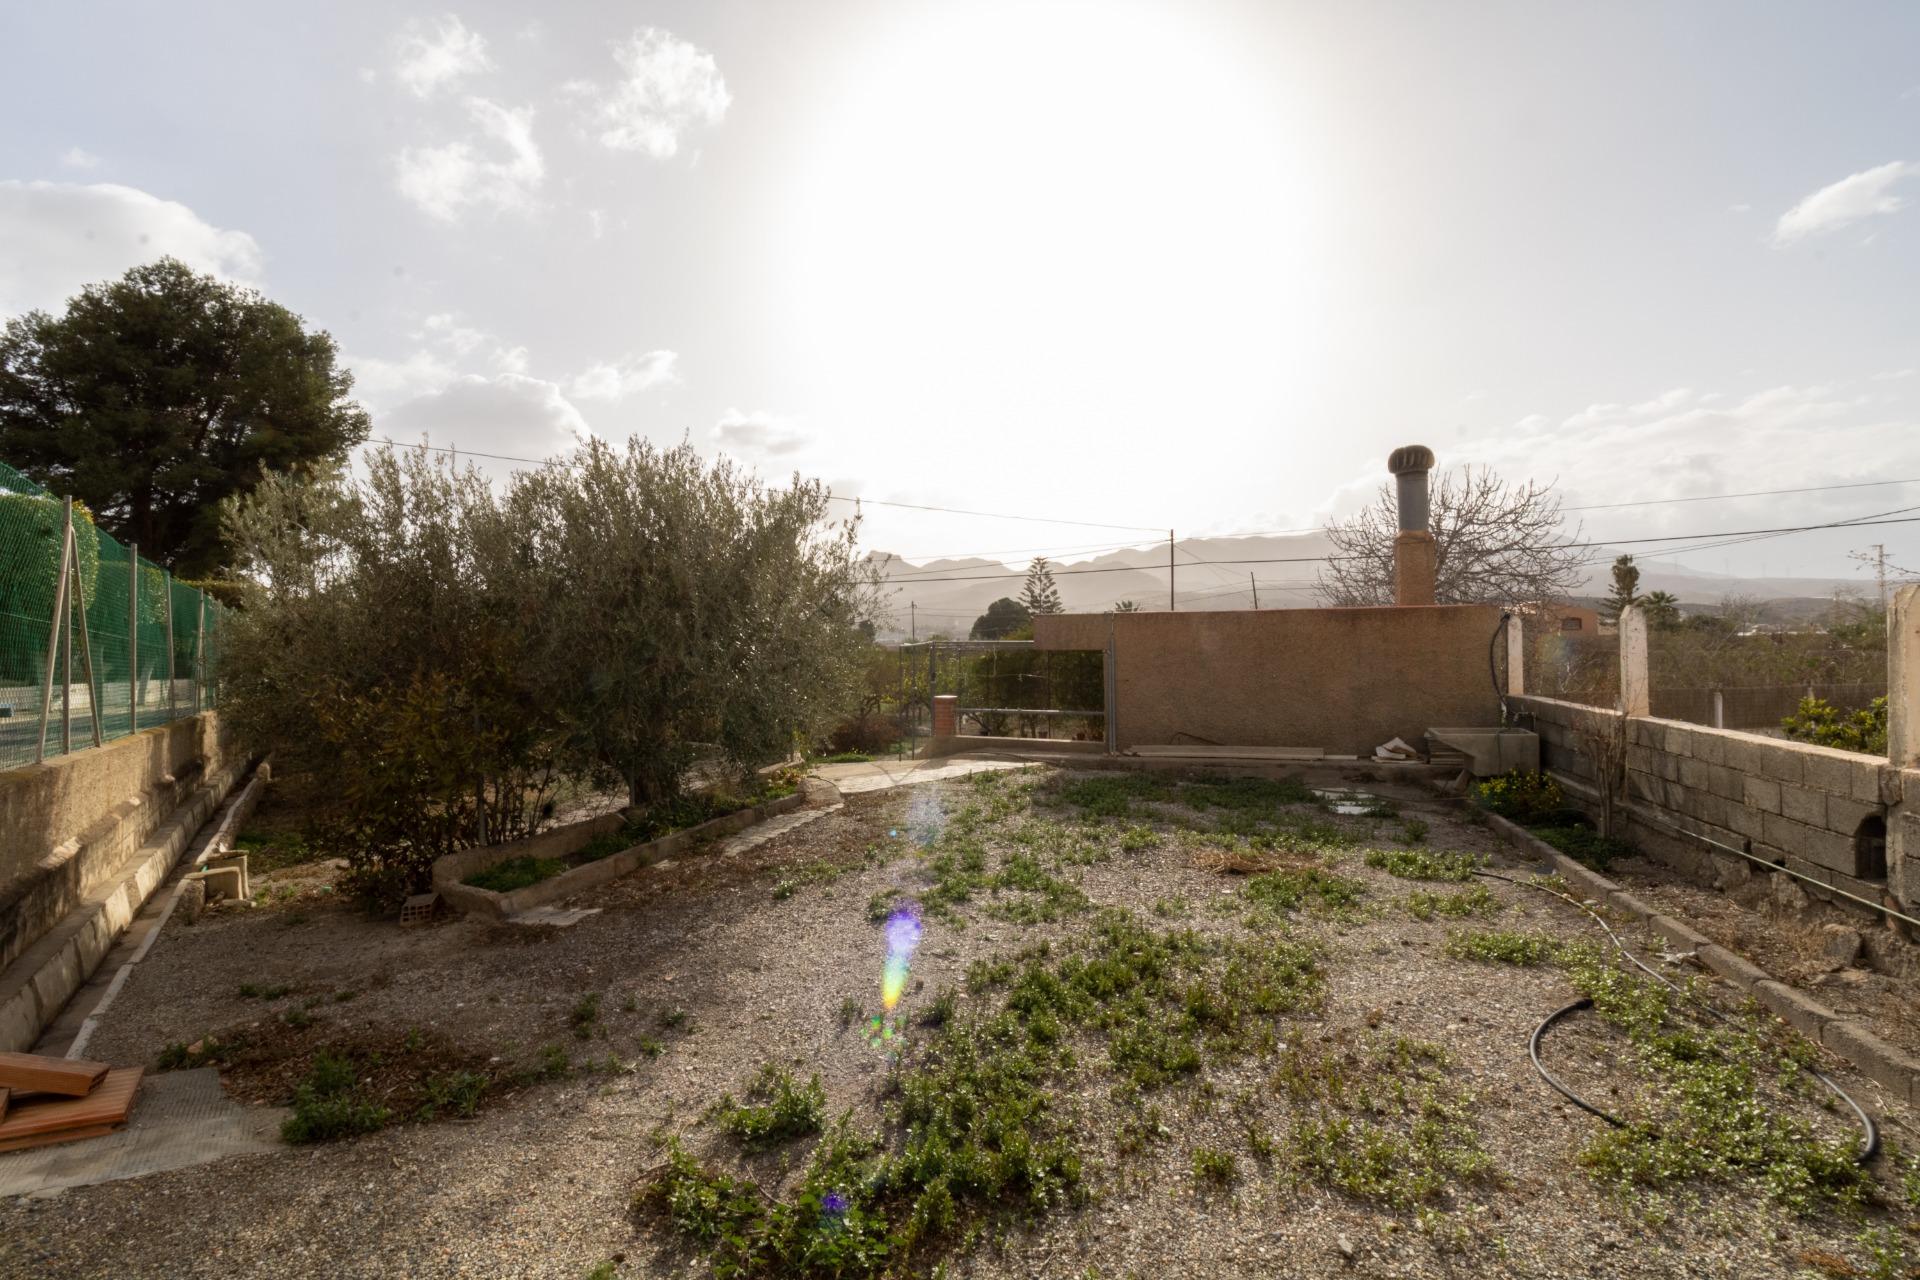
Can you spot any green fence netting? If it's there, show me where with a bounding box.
[0,460,226,770]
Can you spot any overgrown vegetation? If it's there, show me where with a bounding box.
[716,1065,828,1147]
[639,909,1323,1276]
[464,855,567,893]
[1444,928,1558,966]
[1473,769,1565,825]
[1528,821,1634,871]
[1782,695,1889,757]
[1364,848,1485,882]
[222,440,874,910]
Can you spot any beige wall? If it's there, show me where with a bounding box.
[1034,605,1505,756]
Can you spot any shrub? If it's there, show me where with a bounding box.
[281,1051,390,1144]
[1474,769,1564,824]
[1782,696,1888,756]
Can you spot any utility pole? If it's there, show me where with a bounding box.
[1249,574,1259,610]
[1875,544,1888,612]
[1168,530,1175,612]
[910,601,916,641]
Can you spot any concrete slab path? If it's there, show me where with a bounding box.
[808,758,1036,795]
[0,1068,282,1197]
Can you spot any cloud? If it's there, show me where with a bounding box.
[1774,161,1917,244]
[0,180,263,316]
[394,14,494,99]
[59,147,100,170]
[713,409,808,457]
[380,373,590,469]
[395,97,543,220]
[419,311,486,355]
[567,27,730,158]
[568,349,679,400]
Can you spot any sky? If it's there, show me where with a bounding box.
[1,0,1916,590]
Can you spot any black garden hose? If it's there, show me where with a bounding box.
[1475,868,1879,1164]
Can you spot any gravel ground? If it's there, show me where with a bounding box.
[2,764,1916,1280]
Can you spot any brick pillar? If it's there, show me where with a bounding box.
[1393,532,1437,605]
[1618,605,1650,717]
[932,695,958,740]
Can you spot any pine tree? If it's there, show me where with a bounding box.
[1021,557,1063,615]
[1601,554,1642,622]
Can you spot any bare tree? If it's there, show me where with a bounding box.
[1315,466,1583,606]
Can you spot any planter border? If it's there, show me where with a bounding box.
[432,790,806,921]
[1471,802,1920,1106]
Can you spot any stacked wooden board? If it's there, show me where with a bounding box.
[0,1052,142,1153]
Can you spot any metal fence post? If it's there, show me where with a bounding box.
[193,593,205,715]
[35,499,74,763]
[128,543,138,735]
[61,504,72,755]
[71,526,103,748]
[164,570,176,722]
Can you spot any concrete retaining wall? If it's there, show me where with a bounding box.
[0,714,236,974]
[1034,605,1504,756]
[1513,694,1904,910]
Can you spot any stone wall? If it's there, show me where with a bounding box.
[1034,605,1505,757]
[1514,694,1903,911]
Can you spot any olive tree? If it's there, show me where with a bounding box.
[511,437,874,805]
[220,448,559,906]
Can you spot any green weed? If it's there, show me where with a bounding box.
[1404,886,1496,921]
[281,1051,390,1144]
[1365,848,1485,882]
[1444,929,1557,966]
[571,992,602,1040]
[1192,1146,1238,1186]
[717,1065,828,1147]
[464,856,566,893]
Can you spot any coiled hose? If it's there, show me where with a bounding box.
[1474,868,1879,1163]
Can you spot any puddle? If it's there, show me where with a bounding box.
[1313,788,1390,816]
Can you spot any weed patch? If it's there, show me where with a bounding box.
[716,1065,828,1147]
[465,855,566,893]
[1404,886,1497,921]
[1275,1035,1492,1209]
[1240,867,1366,921]
[1529,822,1634,872]
[1365,848,1485,882]
[1445,928,1557,965]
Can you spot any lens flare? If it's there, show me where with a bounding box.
[880,906,923,1012]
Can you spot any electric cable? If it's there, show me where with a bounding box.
[1470,868,1878,1163]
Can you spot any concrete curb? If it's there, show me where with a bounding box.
[434,790,809,921]
[1476,805,1920,1106]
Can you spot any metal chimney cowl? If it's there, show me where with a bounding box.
[1388,445,1437,605]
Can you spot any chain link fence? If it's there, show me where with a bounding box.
[0,460,225,771]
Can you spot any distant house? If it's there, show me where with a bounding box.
[1522,603,1604,636]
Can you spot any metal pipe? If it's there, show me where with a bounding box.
[61,504,72,755]
[36,499,74,763]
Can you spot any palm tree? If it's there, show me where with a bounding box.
[1113,600,1140,612]
[1642,590,1681,630]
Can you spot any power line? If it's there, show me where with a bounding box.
[367,436,1164,533]
[1561,477,1920,512]
[874,512,1920,584]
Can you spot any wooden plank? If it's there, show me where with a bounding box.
[0,1066,141,1151]
[0,1087,9,1121]
[0,1052,110,1098]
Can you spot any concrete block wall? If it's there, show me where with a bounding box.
[1514,694,1901,912]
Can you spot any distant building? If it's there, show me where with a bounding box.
[1522,602,1603,635]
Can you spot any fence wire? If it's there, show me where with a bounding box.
[0,460,225,770]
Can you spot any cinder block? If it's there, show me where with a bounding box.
[1780,783,1827,829]
[1758,744,1806,786]
[1706,763,1746,801]
[1743,776,1783,815]
[1724,737,1769,776]
[1800,751,1861,798]
[1826,795,1883,841]
[1763,812,1855,873]
[1626,744,1657,775]
[1725,802,1764,841]
[1678,757,1712,792]
[1692,732,1728,766]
